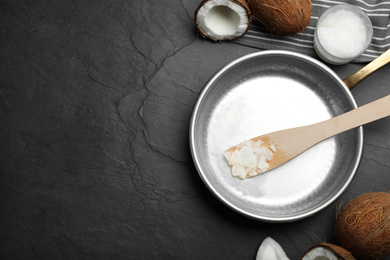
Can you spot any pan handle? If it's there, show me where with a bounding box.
[343,48,390,90]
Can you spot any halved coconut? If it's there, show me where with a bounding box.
[301,243,356,260]
[194,0,252,41]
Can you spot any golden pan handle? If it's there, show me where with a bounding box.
[343,48,390,90]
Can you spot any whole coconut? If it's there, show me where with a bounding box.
[247,0,312,35]
[334,192,390,260]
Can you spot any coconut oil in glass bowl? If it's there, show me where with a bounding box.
[314,4,373,65]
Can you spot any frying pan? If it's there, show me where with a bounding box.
[189,49,390,222]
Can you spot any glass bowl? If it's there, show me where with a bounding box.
[314,4,373,65]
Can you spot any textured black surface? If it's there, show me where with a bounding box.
[1,0,389,259]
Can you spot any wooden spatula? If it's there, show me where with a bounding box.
[225,94,390,179]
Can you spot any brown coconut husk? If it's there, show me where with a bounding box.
[247,0,311,35]
[334,192,390,260]
[301,243,356,260]
[194,0,252,42]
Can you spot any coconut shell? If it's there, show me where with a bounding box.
[300,243,356,260]
[194,0,252,42]
[334,192,390,260]
[248,0,311,35]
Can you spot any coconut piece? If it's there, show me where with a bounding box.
[224,139,276,179]
[257,155,269,171]
[269,143,276,153]
[247,0,311,35]
[194,0,252,41]
[300,243,356,260]
[256,237,290,260]
[237,146,257,168]
[334,192,390,260]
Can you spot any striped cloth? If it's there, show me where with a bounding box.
[235,0,390,62]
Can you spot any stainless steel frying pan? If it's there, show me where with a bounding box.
[189,49,390,222]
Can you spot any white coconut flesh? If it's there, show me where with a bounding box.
[256,237,290,260]
[224,139,276,179]
[301,247,338,260]
[196,0,249,41]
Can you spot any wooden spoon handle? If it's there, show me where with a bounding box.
[285,94,390,160]
[343,48,390,89]
[236,94,390,175]
[318,94,390,139]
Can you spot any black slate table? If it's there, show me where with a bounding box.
[1,1,389,259]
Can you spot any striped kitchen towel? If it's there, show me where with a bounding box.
[235,0,390,62]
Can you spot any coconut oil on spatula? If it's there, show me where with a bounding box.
[224,94,390,179]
